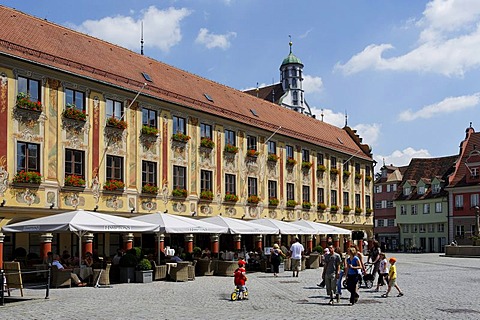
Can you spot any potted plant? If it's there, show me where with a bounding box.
[247,195,260,204]
[16,92,43,112]
[200,190,214,201]
[301,161,313,170]
[104,179,125,191]
[224,193,239,202]
[64,174,85,187]
[302,201,312,209]
[286,200,297,208]
[317,164,326,172]
[141,125,159,136]
[355,207,363,214]
[330,168,339,175]
[12,170,42,184]
[330,205,339,213]
[135,258,153,283]
[267,154,279,162]
[106,117,127,130]
[172,188,187,198]
[286,157,297,166]
[343,206,351,214]
[62,104,87,121]
[172,132,191,142]
[269,197,279,206]
[246,149,259,157]
[317,202,327,211]
[142,183,158,194]
[224,144,239,154]
[200,137,215,148]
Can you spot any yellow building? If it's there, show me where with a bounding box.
[0,6,373,262]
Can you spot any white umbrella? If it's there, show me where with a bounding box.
[2,209,159,264]
[290,220,351,235]
[201,216,278,234]
[247,218,316,235]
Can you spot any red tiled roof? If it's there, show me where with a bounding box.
[449,129,480,187]
[0,6,372,161]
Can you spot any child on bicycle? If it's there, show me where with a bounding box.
[234,259,247,300]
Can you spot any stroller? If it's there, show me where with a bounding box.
[342,262,375,289]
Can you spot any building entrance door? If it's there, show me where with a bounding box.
[428,237,435,252]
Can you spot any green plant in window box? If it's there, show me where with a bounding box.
[330,205,339,213]
[301,161,313,169]
[200,137,215,148]
[330,168,339,175]
[317,164,326,172]
[224,144,239,153]
[224,193,239,202]
[286,157,297,166]
[355,207,363,214]
[317,202,327,211]
[366,208,373,215]
[247,195,260,204]
[355,173,363,180]
[64,174,86,187]
[365,175,373,182]
[106,117,127,130]
[246,149,259,157]
[13,170,42,184]
[141,125,158,136]
[268,197,279,206]
[172,132,191,142]
[302,201,312,209]
[286,200,298,208]
[200,190,214,200]
[142,184,158,194]
[343,170,351,178]
[16,92,43,112]
[104,179,125,191]
[267,154,279,162]
[63,104,87,121]
[343,206,351,214]
[172,188,188,197]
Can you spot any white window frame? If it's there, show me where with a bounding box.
[423,203,430,214]
[435,202,442,213]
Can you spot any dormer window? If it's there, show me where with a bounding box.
[403,187,411,196]
[432,183,441,194]
[472,167,479,178]
[418,186,425,195]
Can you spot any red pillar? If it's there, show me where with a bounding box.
[234,234,242,251]
[155,233,165,260]
[185,234,194,254]
[82,233,94,258]
[358,238,363,253]
[255,235,263,251]
[306,235,313,253]
[333,235,340,249]
[321,235,327,249]
[344,237,351,252]
[0,233,5,269]
[40,233,53,260]
[123,233,134,251]
[210,234,219,255]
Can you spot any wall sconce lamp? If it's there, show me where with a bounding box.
[0,199,6,207]
[281,217,285,221]
[49,203,55,209]
[313,219,317,222]
[131,207,135,213]
[327,220,330,223]
[93,205,98,212]
[241,214,245,220]
[191,211,197,217]
[164,209,168,213]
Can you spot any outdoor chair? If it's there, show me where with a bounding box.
[4,261,24,297]
[93,263,111,286]
[188,260,196,281]
[151,261,167,281]
[50,265,71,288]
[169,262,189,282]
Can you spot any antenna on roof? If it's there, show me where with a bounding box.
[321,109,324,122]
[289,35,293,53]
[256,82,259,98]
[272,78,275,103]
[141,21,144,55]
[345,110,348,126]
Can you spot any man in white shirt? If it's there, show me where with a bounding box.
[289,237,304,277]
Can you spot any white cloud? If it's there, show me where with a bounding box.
[335,0,480,77]
[399,93,480,121]
[302,75,323,93]
[310,107,345,127]
[195,28,237,50]
[299,28,314,39]
[352,123,381,147]
[374,147,431,170]
[72,6,191,52]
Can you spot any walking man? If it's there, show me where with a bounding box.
[289,237,304,277]
[323,245,341,304]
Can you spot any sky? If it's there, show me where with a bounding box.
[3,0,480,170]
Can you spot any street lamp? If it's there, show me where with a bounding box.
[475,206,480,239]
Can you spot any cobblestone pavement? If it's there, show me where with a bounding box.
[2,253,480,319]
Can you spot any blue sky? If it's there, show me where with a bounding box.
[4,0,480,169]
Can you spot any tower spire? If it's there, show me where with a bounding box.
[289,35,292,53]
[141,21,144,55]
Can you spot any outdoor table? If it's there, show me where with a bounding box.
[165,262,177,275]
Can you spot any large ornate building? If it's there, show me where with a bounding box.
[0,6,374,263]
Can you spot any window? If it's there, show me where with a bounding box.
[365,195,371,210]
[292,91,298,104]
[355,194,361,208]
[268,141,276,155]
[343,192,349,207]
[65,88,85,112]
[286,145,294,159]
[331,190,337,206]
[418,186,425,195]
[400,205,407,215]
[381,200,387,208]
[411,205,418,215]
[419,224,426,233]
[455,225,464,236]
[106,98,123,120]
[248,177,258,196]
[428,224,434,232]
[225,129,236,146]
[302,186,310,203]
[225,174,236,195]
[437,224,445,232]
[404,187,411,196]
[423,203,430,214]
[412,224,418,233]
[317,153,324,165]
[18,76,41,103]
[173,116,186,135]
[302,149,309,162]
[375,185,382,193]
[286,183,295,201]
[472,167,479,178]
[247,135,257,151]
[173,165,186,190]
[471,194,479,207]
[17,142,40,173]
[106,155,123,181]
[142,108,157,128]
[344,161,349,172]
[403,224,409,233]
[386,184,391,192]
[432,183,440,194]
[200,170,212,192]
[392,184,397,191]
[455,195,463,209]
[375,201,382,209]
[387,201,393,208]
[387,219,395,227]
[200,123,212,139]
[365,166,371,177]
[65,149,84,178]
[142,161,157,186]
[331,156,337,169]
[435,202,442,213]
[355,163,360,174]
[377,219,384,227]
[318,188,324,204]
[268,180,277,199]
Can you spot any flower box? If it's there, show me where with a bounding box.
[246,149,259,157]
[302,201,312,209]
[224,144,239,154]
[224,193,239,202]
[330,205,339,213]
[286,157,297,166]
[12,170,42,184]
[16,93,43,112]
[106,117,127,130]
[330,168,339,175]
[172,132,191,142]
[142,184,158,194]
[301,161,313,169]
[200,190,214,200]
[64,174,86,187]
[286,200,297,208]
[172,188,188,197]
[365,175,373,182]
[317,164,326,172]
[247,195,260,204]
[141,125,159,136]
[343,171,351,178]
[343,206,351,214]
[366,208,373,215]
[355,207,363,214]
[200,137,215,148]
[267,154,279,162]
[317,203,327,211]
[104,179,125,191]
[63,104,87,121]
[354,173,363,180]
[268,197,279,206]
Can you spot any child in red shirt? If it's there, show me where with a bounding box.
[234,259,247,300]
